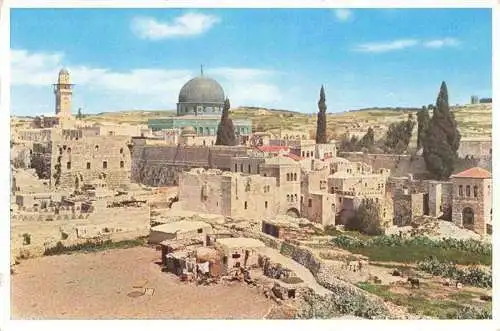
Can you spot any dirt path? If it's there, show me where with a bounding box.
[11,246,273,319]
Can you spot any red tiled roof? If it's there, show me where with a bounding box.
[284,153,303,161]
[451,167,491,179]
[256,145,289,153]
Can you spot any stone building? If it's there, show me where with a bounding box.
[301,157,392,227]
[31,131,132,190]
[178,153,302,219]
[451,167,492,235]
[387,167,492,235]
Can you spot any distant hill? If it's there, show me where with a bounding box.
[11,103,491,140]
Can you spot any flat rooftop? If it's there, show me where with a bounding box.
[151,220,212,234]
[216,237,266,249]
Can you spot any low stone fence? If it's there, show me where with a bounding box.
[279,241,397,319]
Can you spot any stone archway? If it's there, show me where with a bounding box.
[286,207,300,218]
[462,207,475,228]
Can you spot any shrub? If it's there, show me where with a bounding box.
[345,200,384,236]
[417,256,492,288]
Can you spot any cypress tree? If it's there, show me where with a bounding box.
[423,81,461,179]
[215,98,237,146]
[416,108,430,150]
[316,85,327,144]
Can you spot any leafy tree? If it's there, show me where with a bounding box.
[315,85,327,144]
[422,82,461,179]
[345,200,384,236]
[384,114,415,153]
[77,108,83,119]
[358,127,375,150]
[416,108,431,150]
[215,98,237,146]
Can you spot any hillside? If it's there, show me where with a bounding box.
[13,103,491,140]
[83,103,492,140]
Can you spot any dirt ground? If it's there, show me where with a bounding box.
[11,246,274,319]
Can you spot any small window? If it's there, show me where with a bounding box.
[66,162,71,170]
[120,161,124,168]
[265,201,268,209]
[120,148,123,154]
[232,253,241,259]
[466,185,471,197]
[103,161,108,169]
[240,164,243,172]
[223,256,228,264]
[86,162,91,169]
[293,173,297,181]
[473,185,478,198]
[95,145,99,151]
[197,228,203,234]
[244,201,248,210]
[248,165,251,173]
[235,164,238,172]
[459,185,463,197]
[287,173,290,181]
[308,199,312,207]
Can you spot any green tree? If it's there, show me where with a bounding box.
[77,108,83,119]
[315,85,327,144]
[423,81,461,179]
[416,108,431,150]
[358,127,375,150]
[215,98,237,146]
[345,200,384,236]
[384,114,415,153]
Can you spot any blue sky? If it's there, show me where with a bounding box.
[10,8,492,116]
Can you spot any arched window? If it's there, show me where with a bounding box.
[466,185,471,197]
[286,194,290,202]
[459,185,463,197]
[473,186,478,198]
[286,173,290,181]
[248,164,251,173]
[293,173,297,181]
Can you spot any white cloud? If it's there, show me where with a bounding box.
[354,38,461,53]
[10,49,283,114]
[423,38,460,48]
[131,13,220,40]
[355,39,418,53]
[334,9,353,22]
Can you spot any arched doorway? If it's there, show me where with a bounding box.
[462,207,474,228]
[286,208,300,218]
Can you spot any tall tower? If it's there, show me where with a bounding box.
[53,68,74,118]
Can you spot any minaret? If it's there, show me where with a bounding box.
[53,68,74,118]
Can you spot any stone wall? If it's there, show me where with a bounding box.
[11,204,150,260]
[340,152,492,177]
[131,142,248,187]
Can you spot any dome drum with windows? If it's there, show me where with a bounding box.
[177,68,225,116]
